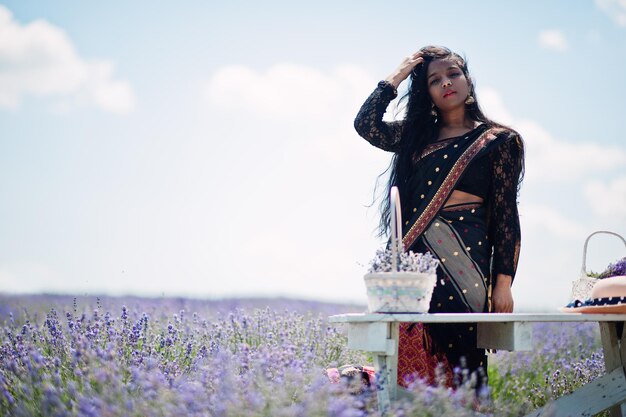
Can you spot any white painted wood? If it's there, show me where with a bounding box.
[599,323,626,417]
[347,322,394,353]
[477,322,533,351]
[372,323,400,415]
[365,323,401,415]
[331,313,626,415]
[388,322,399,400]
[374,354,391,414]
[329,312,626,324]
[522,367,626,417]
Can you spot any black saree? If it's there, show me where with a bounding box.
[397,124,511,389]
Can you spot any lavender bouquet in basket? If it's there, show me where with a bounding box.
[364,248,440,313]
[597,257,626,278]
[368,248,440,274]
[363,186,441,313]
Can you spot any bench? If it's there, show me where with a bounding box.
[328,312,626,416]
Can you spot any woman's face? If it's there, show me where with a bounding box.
[426,58,471,113]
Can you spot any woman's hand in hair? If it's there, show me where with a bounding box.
[384,52,424,89]
[492,274,514,313]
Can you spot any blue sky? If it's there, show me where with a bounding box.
[1,1,625,311]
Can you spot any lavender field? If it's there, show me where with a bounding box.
[0,294,606,416]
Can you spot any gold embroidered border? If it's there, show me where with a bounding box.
[402,128,504,249]
[420,141,453,160]
[419,124,487,161]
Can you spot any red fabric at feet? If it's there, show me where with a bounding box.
[397,322,453,388]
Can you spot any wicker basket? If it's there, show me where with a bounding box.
[364,187,437,313]
[364,272,437,313]
[571,231,626,301]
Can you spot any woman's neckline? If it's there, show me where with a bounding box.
[434,123,486,143]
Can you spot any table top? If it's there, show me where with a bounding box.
[329,312,626,323]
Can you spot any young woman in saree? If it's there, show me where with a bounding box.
[354,46,524,390]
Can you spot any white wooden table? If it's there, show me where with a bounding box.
[328,313,626,416]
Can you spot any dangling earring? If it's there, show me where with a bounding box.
[465,94,475,105]
[431,103,437,117]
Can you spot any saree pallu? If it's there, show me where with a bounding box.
[397,125,507,389]
[398,203,490,388]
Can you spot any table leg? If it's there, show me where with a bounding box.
[374,353,391,414]
[600,322,626,417]
[389,322,399,399]
[373,322,400,415]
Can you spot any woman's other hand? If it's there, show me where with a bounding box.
[385,52,424,88]
[492,274,514,313]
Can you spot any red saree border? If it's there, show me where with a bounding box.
[402,127,505,250]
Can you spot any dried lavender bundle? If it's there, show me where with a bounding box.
[367,248,440,274]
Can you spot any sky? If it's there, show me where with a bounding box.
[0,1,625,311]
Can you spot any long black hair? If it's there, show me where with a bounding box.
[376,46,516,238]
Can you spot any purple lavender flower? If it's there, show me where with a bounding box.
[599,256,626,278]
[368,248,440,274]
[0,294,607,416]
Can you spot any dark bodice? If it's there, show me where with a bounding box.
[456,154,489,199]
[354,82,523,280]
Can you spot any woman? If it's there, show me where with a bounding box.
[354,46,524,390]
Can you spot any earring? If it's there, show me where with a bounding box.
[431,103,437,117]
[465,94,475,105]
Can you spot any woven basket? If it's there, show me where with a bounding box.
[364,272,437,313]
[364,186,437,313]
[571,231,626,301]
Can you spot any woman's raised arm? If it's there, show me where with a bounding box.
[353,82,404,152]
[354,52,424,152]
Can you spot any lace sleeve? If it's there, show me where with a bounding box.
[489,132,524,282]
[354,82,404,152]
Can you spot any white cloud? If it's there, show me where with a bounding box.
[0,5,135,113]
[595,0,626,27]
[520,202,587,239]
[200,67,626,310]
[479,88,626,183]
[537,29,569,52]
[204,63,374,121]
[518,119,626,183]
[476,87,514,125]
[584,176,626,217]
